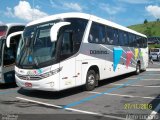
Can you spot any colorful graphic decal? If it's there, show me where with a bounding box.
[38,69,43,74]
[126,51,133,68]
[140,51,143,57]
[113,48,123,71]
[27,69,43,76]
[134,48,139,59]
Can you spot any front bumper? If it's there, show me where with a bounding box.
[15,75,59,91]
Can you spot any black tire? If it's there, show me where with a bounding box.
[135,63,141,75]
[85,70,96,91]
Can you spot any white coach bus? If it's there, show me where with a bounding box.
[7,13,148,91]
[0,23,25,83]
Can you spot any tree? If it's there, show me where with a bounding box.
[144,19,148,24]
[157,18,160,22]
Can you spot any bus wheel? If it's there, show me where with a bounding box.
[135,63,141,75]
[85,70,96,91]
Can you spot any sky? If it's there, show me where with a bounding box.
[0,0,160,26]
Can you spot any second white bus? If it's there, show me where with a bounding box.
[7,13,148,91]
[0,23,25,83]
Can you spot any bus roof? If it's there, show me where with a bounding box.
[27,12,146,38]
[0,23,25,28]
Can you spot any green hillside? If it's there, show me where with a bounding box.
[128,21,160,37]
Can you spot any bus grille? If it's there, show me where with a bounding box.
[16,73,44,80]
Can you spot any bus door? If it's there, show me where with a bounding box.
[59,30,76,89]
[2,34,21,83]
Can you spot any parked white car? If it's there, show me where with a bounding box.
[150,48,160,61]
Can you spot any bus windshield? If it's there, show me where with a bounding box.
[16,21,57,69]
[0,26,7,37]
[150,49,159,52]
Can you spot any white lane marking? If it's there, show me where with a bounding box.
[88,91,160,100]
[142,79,160,81]
[127,77,137,79]
[111,83,160,88]
[65,108,101,115]
[147,68,160,71]
[127,78,160,81]
[152,63,160,66]
[126,78,160,80]
[147,102,160,120]
[16,97,126,120]
[142,74,160,75]
[16,97,62,108]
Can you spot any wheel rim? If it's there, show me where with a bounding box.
[88,74,95,85]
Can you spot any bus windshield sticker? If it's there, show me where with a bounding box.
[113,48,123,72]
[28,56,33,62]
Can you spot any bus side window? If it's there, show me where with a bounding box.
[60,31,73,60]
[88,22,106,44]
[119,30,124,46]
[106,27,114,45]
[136,36,141,48]
[113,29,119,45]
[132,34,136,47]
[129,33,134,47]
[124,32,129,46]
[7,26,25,36]
[144,38,147,48]
[64,18,87,54]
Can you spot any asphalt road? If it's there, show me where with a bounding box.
[0,62,160,120]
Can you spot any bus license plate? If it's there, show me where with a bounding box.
[25,82,32,87]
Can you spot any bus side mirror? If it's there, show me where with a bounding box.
[6,31,23,48]
[50,22,71,42]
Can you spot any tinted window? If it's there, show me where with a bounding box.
[7,26,25,36]
[88,22,106,44]
[123,32,128,46]
[139,37,147,48]
[3,35,20,66]
[128,33,135,47]
[113,29,119,45]
[132,35,137,47]
[61,32,73,55]
[143,38,147,48]
[106,27,114,45]
[151,49,159,52]
[136,36,143,48]
[119,30,124,46]
[65,18,88,53]
[0,26,7,36]
[59,18,88,61]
